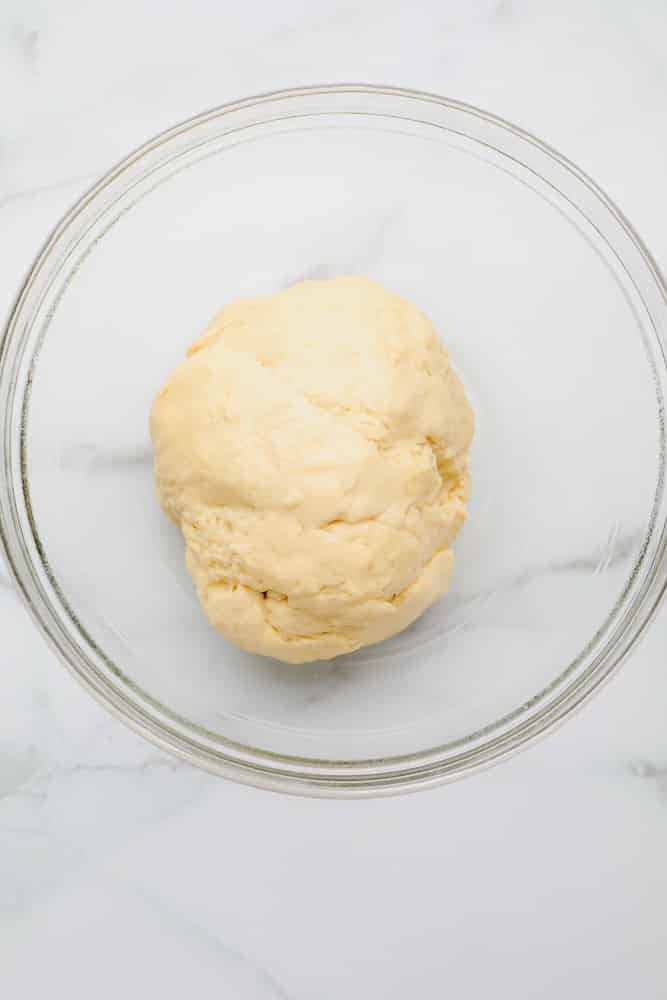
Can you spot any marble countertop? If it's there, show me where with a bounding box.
[2,1,667,996]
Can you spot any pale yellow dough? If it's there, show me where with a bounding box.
[150,277,474,663]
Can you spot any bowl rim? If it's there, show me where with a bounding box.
[2,82,667,797]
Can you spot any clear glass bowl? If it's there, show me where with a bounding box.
[1,85,666,796]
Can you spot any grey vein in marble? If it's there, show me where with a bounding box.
[8,22,39,69]
[627,759,667,801]
[449,526,641,615]
[0,745,187,805]
[491,0,514,24]
[122,881,293,1000]
[285,208,403,286]
[57,441,152,475]
[0,172,96,212]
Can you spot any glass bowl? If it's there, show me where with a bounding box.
[1,85,666,796]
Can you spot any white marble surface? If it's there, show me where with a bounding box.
[2,1,667,995]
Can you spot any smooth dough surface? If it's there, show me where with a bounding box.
[150,277,474,663]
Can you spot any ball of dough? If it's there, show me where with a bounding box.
[150,277,474,663]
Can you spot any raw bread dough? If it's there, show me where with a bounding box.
[150,277,474,663]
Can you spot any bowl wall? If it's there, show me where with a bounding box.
[2,86,666,794]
